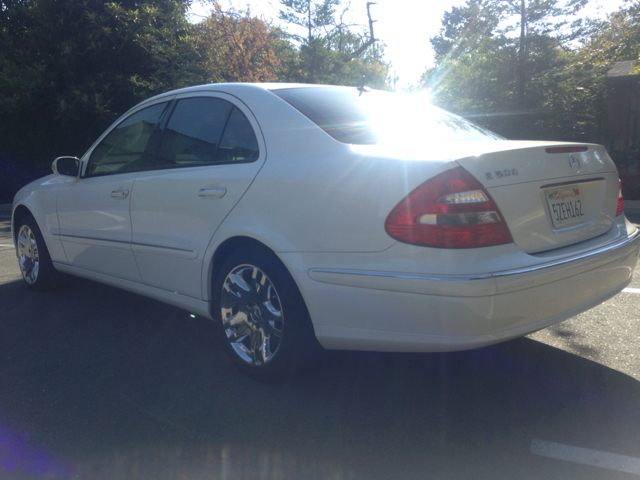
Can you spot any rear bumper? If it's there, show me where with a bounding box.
[296,228,640,352]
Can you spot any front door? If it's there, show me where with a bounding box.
[57,100,171,281]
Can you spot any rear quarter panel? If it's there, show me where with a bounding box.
[214,88,455,254]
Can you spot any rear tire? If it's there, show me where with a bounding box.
[16,215,58,291]
[213,248,318,381]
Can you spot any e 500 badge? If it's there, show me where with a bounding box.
[486,169,518,180]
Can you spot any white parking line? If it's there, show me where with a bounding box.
[623,288,640,294]
[531,439,640,475]
[0,244,14,248]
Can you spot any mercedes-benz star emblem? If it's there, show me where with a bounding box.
[568,154,581,174]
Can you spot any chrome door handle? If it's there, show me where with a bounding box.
[198,188,227,198]
[110,189,129,198]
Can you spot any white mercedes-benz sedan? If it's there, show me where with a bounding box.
[11,83,640,378]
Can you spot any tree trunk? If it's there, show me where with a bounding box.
[517,0,527,106]
[307,0,312,42]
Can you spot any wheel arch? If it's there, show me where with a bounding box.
[209,235,321,376]
[11,205,34,245]
[207,236,289,317]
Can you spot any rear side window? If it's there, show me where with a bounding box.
[217,107,260,163]
[274,88,377,144]
[88,102,168,176]
[156,97,259,167]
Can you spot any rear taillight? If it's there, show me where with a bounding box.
[617,178,624,216]
[385,167,513,248]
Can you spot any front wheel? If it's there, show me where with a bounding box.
[214,249,318,380]
[16,215,58,291]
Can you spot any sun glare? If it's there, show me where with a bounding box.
[189,0,630,89]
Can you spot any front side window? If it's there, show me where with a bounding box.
[87,102,168,176]
[156,97,259,167]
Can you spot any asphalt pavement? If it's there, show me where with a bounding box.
[1,207,639,480]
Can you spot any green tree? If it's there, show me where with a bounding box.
[506,0,587,105]
[576,1,640,70]
[277,0,390,88]
[0,0,200,167]
[423,0,592,140]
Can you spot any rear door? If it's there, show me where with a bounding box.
[129,92,266,299]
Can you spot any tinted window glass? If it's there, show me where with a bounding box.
[88,102,167,176]
[156,97,231,167]
[272,87,503,144]
[217,107,260,163]
[155,97,258,167]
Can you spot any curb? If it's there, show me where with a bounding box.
[0,204,11,214]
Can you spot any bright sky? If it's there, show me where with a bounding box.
[189,0,629,89]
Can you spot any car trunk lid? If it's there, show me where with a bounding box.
[454,142,619,254]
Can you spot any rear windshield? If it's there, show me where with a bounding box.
[272,87,502,145]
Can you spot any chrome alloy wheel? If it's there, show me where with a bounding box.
[220,264,284,366]
[17,224,40,284]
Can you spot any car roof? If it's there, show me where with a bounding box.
[143,82,350,102]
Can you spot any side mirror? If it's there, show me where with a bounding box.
[52,156,81,177]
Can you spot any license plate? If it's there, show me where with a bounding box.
[545,186,586,228]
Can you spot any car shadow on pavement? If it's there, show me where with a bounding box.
[0,277,639,480]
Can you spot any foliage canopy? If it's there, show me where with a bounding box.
[276,0,389,87]
[422,0,640,145]
[0,0,389,182]
[0,0,199,162]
